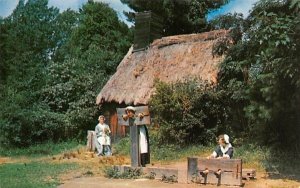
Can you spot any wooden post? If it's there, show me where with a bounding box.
[187,157,198,183]
[117,106,150,167]
[129,118,140,167]
[87,130,96,151]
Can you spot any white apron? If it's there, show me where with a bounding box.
[139,126,148,154]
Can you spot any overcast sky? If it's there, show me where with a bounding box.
[0,0,259,24]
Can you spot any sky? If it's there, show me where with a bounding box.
[0,0,133,23]
[207,0,259,20]
[0,0,259,24]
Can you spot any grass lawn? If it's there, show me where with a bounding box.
[0,141,82,188]
[0,140,82,158]
[0,162,78,188]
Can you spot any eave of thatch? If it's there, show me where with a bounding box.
[96,29,229,105]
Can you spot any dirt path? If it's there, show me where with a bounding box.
[58,175,300,188]
[58,177,211,188]
[2,152,299,188]
[57,158,300,188]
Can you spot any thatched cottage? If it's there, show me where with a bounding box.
[96,29,229,140]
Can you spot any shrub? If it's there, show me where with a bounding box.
[0,103,68,147]
[149,79,230,146]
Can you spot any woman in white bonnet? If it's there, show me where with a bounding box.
[122,106,150,167]
[95,115,112,156]
[207,134,233,159]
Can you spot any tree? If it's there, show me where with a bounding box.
[42,1,133,139]
[0,17,7,82]
[121,0,229,35]
[0,0,133,146]
[0,0,64,146]
[51,9,80,62]
[216,0,300,148]
[209,12,246,43]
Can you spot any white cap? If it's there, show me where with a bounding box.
[224,134,230,144]
[125,106,136,112]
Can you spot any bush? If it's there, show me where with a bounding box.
[0,103,68,147]
[149,79,230,146]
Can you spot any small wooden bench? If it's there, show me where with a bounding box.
[86,130,96,151]
[187,157,243,186]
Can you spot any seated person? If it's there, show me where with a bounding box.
[207,134,233,159]
[95,115,112,156]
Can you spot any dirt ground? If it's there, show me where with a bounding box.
[58,176,300,188]
[1,150,300,188]
[55,150,300,188]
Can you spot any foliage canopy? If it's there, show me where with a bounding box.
[211,0,300,148]
[0,0,132,146]
[121,0,229,35]
[1,0,299,151]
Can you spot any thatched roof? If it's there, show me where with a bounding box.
[96,29,229,105]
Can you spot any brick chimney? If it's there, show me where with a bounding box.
[133,11,163,52]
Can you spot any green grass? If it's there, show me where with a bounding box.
[234,144,269,170]
[113,137,131,156]
[113,137,213,161]
[233,143,300,179]
[151,144,212,161]
[0,140,83,158]
[0,161,78,188]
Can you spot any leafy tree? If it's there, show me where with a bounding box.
[42,1,133,138]
[216,0,300,148]
[0,0,65,146]
[0,17,7,82]
[4,0,59,62]
[0,0,60,91]
[121,0,229,35]
[244,0,300,147]
[0,0,132,146]
[51,9,80,62]
[209,12,246,43]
